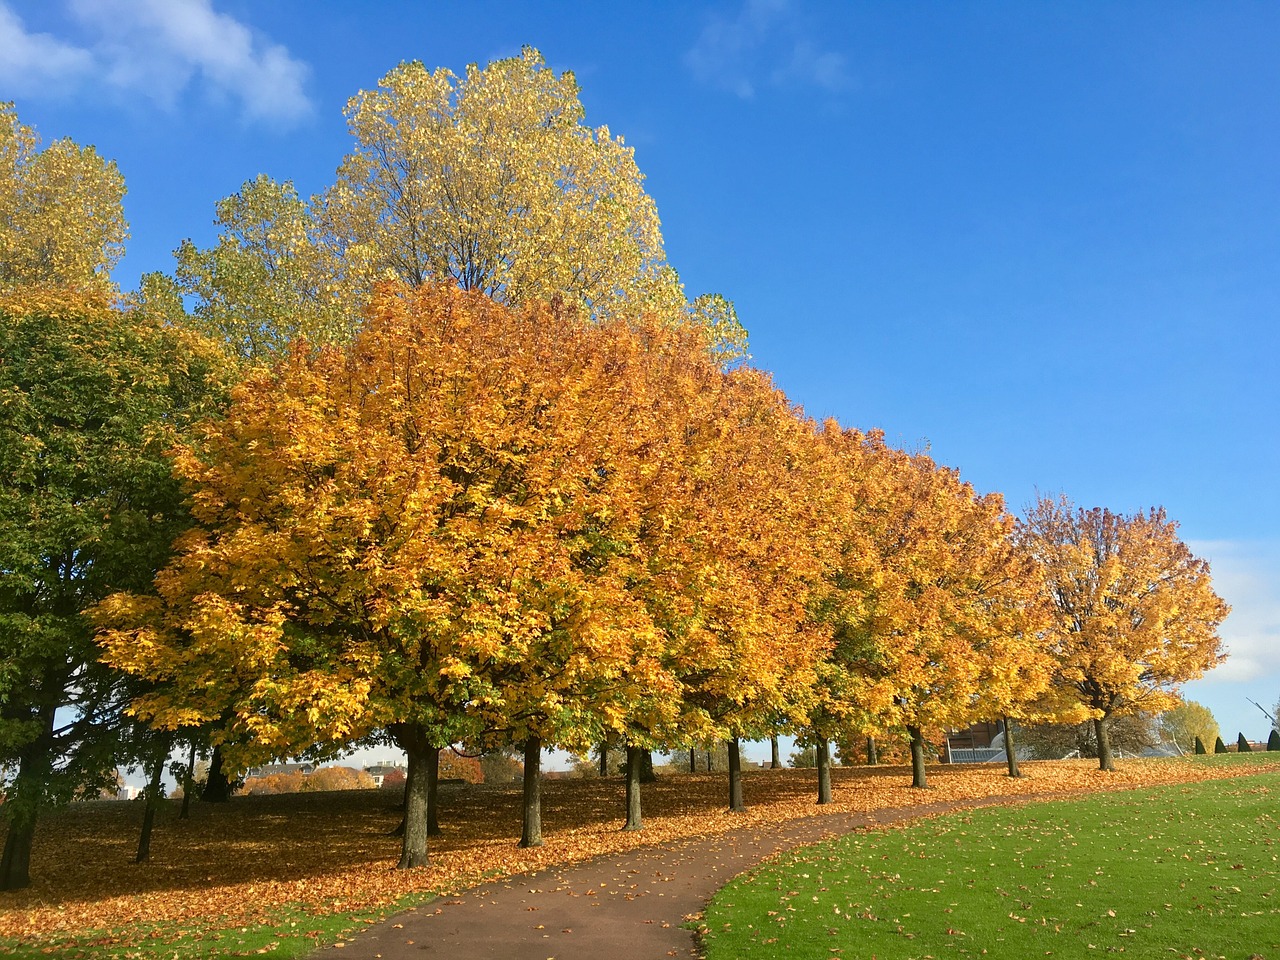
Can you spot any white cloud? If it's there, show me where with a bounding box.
[0,0,311,126]
[1186,540,1280,684]
[0,3,94,94]
[685,0,852,99]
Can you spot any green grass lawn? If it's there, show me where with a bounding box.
[703,769,1280,960]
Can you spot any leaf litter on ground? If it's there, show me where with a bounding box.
[3,754,1278,953]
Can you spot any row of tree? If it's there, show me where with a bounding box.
[0,49,1229,890]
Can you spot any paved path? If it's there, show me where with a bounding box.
[331,793,1050,960]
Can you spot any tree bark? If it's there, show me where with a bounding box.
[908,725,928,788]
[0,817,35,892]
[0,702,56,890]
[770,735,781,769]
[816,734,832,804]
[624,744,643,831]
[200,744,233,803]
[689,748,697,774]
[598,740,609,778]
[135,745,167,863]
[390,722,431,868]
[866,735,878,766]
[427,747,441,836]
[179,742,196,820]
[520,736,543,847]
[398,745,430,868]
[1094,716,1115,772]
[639,748,656,784]
[1002,716,1021,778]
[727,737,745,812]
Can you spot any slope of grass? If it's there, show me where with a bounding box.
[703,764,1280,960]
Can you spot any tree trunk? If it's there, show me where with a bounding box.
[426,747,441,836]
[770,735,781,769]
[0,703,56,890]
[689,748,697,774]
[389,722,431,868]
[624,744,643,831]
[135,745,168,863]
[598,740,609,778]
[816,734,832,804]
[201,744,232,803]
[520,736,543,847]
[727,737,745,812]
[398,746,430,868]
[908,725,928,788]
[1001,717,1021,778]
[0,817,35,892]
[1095,716,1115,772]
[639,748,656,784]
[866,735,878,766]
[179,742,197,820]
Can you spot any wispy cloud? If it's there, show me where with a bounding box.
[0,3,93,94]
[1187,540,1280,684]
[0,0,312,126]
[685,0,852,99]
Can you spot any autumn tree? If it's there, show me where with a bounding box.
[98,283,724,868]
[0,289,226,889]
[623,366,832,816]
[323,48,685,321]
[171,50,744,364]
[807,430,1047,790]
[1159,699,1221,755]
[1019,496,1229,771]
[0,103,126,295]
[170,175,352,362]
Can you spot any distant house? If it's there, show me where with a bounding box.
[362,763,405,787]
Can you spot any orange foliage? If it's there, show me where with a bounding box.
[437,751,482,784]
[1020,496,1229,767]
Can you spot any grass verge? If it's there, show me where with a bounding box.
[702,767,1280,959]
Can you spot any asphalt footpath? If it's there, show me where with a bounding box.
[327,794,1037,959]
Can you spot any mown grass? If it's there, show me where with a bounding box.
[703,759,1280,960]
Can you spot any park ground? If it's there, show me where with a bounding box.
[3,754,1279,957]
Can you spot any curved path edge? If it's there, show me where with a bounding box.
[326,790,1078,960]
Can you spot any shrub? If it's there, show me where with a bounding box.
[1194,735,1206,755]
[1268,730,1280,752]
[1237,733,1252,753]
[1214,736,1228,754]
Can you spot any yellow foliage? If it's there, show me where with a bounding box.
[0,103,127,295]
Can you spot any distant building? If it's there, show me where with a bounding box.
[246,762,315,778]
[362,763,405,787]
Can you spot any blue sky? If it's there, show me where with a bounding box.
[4,0,1278,754]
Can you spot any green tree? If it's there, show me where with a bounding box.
[0,289,226,889]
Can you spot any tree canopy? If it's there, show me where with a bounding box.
[0,287,227,889]
[174,48,745,364]
[0,103,126,295]
[1019,496,1229,771]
